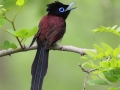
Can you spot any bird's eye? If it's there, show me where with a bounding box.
[59,7,65,12]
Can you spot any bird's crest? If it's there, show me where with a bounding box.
[46,1,65,12]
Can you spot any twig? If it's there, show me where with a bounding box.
[0,44,96,57]
[13,6,23,22]
[4,7,24,49]
[11,20,24,49]
[4,15,12,23]
[83,73,89,90]
[78,63,97,90]
[4,15,24,49]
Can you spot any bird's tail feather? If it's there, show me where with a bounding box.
[31,43,49,90]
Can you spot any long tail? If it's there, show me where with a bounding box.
[31,43,49,90]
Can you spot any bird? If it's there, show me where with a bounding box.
[29,1,76,90]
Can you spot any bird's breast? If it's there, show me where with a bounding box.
[38,15,66,48]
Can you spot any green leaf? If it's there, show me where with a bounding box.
[81,62,92,67]
[93,70,101,74]
[98,52,104,58]
[111,68,120,76]
[103,71,119,82]
[83,61,101,69]
[4,40,10,49]
[14,27,37,38]
[98,73,105,80]
[91,75,99,80]
[24,26,38,38]
[92,25,120,36]
[113,48,120,57]
[1,8,7,12]
[87,79,109,85]
[105,48,113,57]
[109,59,117,68]
[85,50,98,60]
[92,29,99,33]
[101,43,113,51]
[101,43,113,56]
[86,62,94,67]
[100,61,110,68]
[0,8,7,16]
[117,60,120,67]
[81,56,89,60]
[0,41,17,50]
[7,29,15,35]
[16,0,25,6]
[10,43,17,49]
[116,27,120,32]
[111,25,117,30]
[14,28,28,37]
[94,44,105,53]
[92,64,101,69]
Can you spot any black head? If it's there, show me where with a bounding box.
[46,1,76,20]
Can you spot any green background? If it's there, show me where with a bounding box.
[0,0,120,90]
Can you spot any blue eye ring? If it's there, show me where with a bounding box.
[59,7,65,12]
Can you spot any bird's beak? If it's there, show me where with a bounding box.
[65,2,76,11]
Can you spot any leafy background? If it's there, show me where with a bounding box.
[0,0,120,90]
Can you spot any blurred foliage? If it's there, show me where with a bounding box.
[1,0,120,90]
[93,25,120,36]
[81,43,120,89]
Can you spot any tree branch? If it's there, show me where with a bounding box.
[78,64,97,90]
[0,44,96,57]
[0,44,97,90]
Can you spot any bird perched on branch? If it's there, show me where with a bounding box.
[30,1,76,90]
